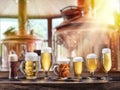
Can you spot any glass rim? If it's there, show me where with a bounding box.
[102,48,111,53]
[25,52,38,61]
[86,53,97,59]
[41,47,52,53]
[73,57,84,62]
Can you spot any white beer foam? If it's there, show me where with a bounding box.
[9,54,18,62]
[86,53,97,59]
[8,50,18,62]
[73,57,83,62]
[102,48,111,53]
[41,47,52,53]
[25,52,38,61]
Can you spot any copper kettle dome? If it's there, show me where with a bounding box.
[60,6,84,21]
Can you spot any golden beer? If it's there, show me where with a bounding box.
[86,53,97,74]
[41,47,52,79]
[25,61,39,79]
[73,62,82,77]
[102,48,112,80]
[41,53,52,71]
[73,57,83,78]
[86,58,97,72]
[102,53,112,73]
[102,48,112,74]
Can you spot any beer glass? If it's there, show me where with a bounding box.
[102,48,112,80]
[53,58,70,79]
[41,47,52,79]
[86,53,97,79]
[20,52,39,80]
[8,50,18,79]
[73,57,83,79]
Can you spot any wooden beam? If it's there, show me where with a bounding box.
[0,15,62,19]
[48,18,52,47]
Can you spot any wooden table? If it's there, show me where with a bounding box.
[0,71,119,90]
[0,76,119,90]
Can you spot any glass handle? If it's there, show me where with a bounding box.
[53,64,59,75]
[19,61,25,75]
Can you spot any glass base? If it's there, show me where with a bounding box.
[58,77,68,80]
[26,76,37,80]
[87,76,97,80]
[43,77,50,80]
[74,76,82,79]
[9,76,18,80]
[101,76,112,81]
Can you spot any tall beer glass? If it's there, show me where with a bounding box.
[41,47,52,79]
[86,53,97,79]
[102,48,112,80]
[73,57,83,79]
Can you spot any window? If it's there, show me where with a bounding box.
[0,18,18,39]
[28,19,48,40]
[52,18,63,28]
[0,17,63,70]
[0,18,63,47]
[0,18,63,54]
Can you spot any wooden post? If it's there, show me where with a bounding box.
[48,18,52,47]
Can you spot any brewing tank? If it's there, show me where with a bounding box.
[53,6,118,71]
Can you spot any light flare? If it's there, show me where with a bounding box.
[90,0,119,25]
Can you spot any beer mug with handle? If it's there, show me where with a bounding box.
[20,52,39,79]
[53,58,71,79]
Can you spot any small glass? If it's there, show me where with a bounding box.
[73,57,83,79]
[102,48,112,80]
[86,53,97,80]
[41,47,52,79]
[53,58,70,79]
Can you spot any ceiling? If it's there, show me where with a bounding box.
[0,0,77,18]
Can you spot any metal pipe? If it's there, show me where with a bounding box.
[18,0,27,35]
